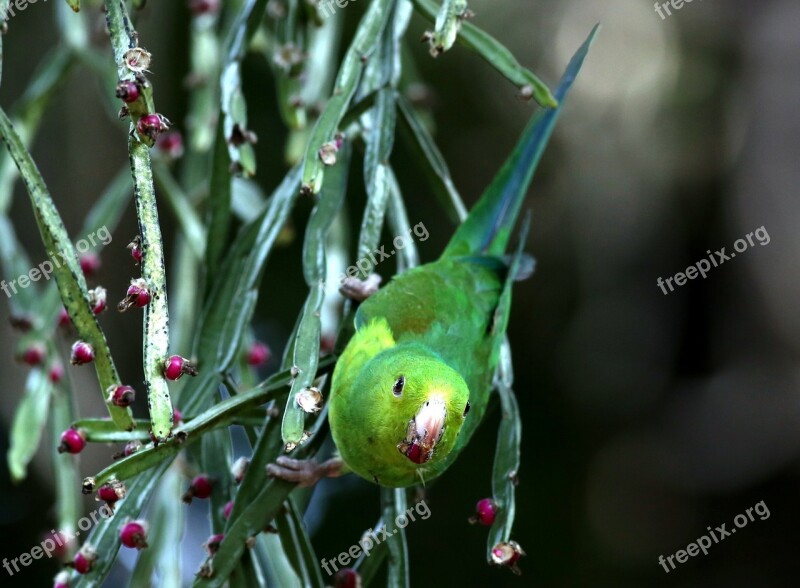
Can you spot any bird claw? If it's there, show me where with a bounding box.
[265,456,343,488]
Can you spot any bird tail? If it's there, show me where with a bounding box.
[443,25,599,258]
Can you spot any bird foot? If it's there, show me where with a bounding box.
[266,456,343,488]
[339,274,382,302]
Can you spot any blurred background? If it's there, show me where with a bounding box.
[1,0,799,586]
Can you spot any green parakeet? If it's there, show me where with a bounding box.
[327,31,596,488]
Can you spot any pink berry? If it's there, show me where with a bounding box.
[223,500,234,519]
[88,286,107,315]
[173,408,183,424]
[49,363,65,383]
[57,307,71,329]
[189,0,220,16]
[470,498,498,526]
[245,341,271,367]
[163,355,198,381]
[97,480,127,507]
[118,279,151,312]
[73,546,97,574]
[58,428,86,454]
[70,341,95,365]
[108,385,136,407]
[115,80,140,103]
[136,113,170,141]
[156,131,184,159]
[333,568,361,588]
[54,570,70,588]
[182,474,213,503]
[19,343,46,366]
[204,533,224,555]
[79,253,101,277]
[120,520,148,549]
[127,236,143,264]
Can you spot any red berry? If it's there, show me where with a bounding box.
[120,520,148,549]
[49,363,64,383]
[79,252,101,277]
[204,533,224,555]
[182,474,213,503]
[88,287,107,315]
[70,341,95,365]
[115,80,141,103]
[118,279,151,312]
[245,341,271,367]
[163,355,198,381]
[54,570,70,588]
[470,498,498,526]
[223,500,234,519]
[156,131,184,159]
[97,480,127,507]
[42,531,71,560]
[333,568,361,588]
[108,385,136,407]
[73,546,97,574]
[19,343,46,366]
[58,428,86,454]
[136,113,170,141]
[189,0,220,16]
[57,307,71,329]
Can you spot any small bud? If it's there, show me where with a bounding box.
[318,141,338,166]
[73,545,97,574]
[43,531,71,560]
[58,428,86,454]
[182,474,213,503]
[49,363,64,383]
[19,343,46,366]
[245,341,271,367]
[54,570,71,588]
[189,0,220,16]
[204,533,224,555]
[223,500,234,519]
[228,123,258,146]
[296,387,323,414]
[136,113,170,142]
[118,278,151,311]
[80,252,101,277]
[88,286,108,315]
[155,131,184,159]
[57,307,71,329]
[517,85,534,102]
[333,568,362,588]
[124,48,152,72]
[116,80,141,103]
[107,385,136,407]
[231,457,250,483]
[173,408,183,424]
[490,540,525,575]
[469,498,498,526]
[113,439,143,460]
[120,520,148,549]
[70,341,95,365]
[163,355,198,381]
[97,480,127,508]
[127,236,143,264]
[9,313,34,332]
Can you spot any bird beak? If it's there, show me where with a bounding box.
[397,396,447,465]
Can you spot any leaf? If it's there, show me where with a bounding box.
[381,488,410,588]
[431,0,468,54]
[66,0,80,12]
[7,368,52,482]
[0,106,134,430]
[51,385,81,550]
[411,0,557,107]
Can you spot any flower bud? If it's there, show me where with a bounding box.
[223,500,234,519]
[182,474,213,503]
[120,520,148,549]
[79,252,101,277]
[97,480,127,508]
[204,533,224,555]
[70,341,95,365]
[333,568,361,588]
[155,130,184,159]
[49,363,64,383]
[58,428,86,454]
[88,286,107,315]
[490,540,525,575]
[115,80,141,103]
[118,279,151,311]
[468,498,497,526]
[107,385,136,407]
[245,341,271,367]
[57,307,71,329]
[189,0,220,16]
[19,343,46,366]
[54,570,70,588]
[296,387,323,414]
[73,545,97,574]
[163,355,198,381]
[136,113,170,142]
[127,236,143,264]
[231,456,250,483]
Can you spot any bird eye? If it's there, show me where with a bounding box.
[463,401,471,417]
[392,376,405,397]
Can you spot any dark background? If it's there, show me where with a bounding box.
[1,0,799,586]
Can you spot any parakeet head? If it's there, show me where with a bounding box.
[329,343,471,487]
